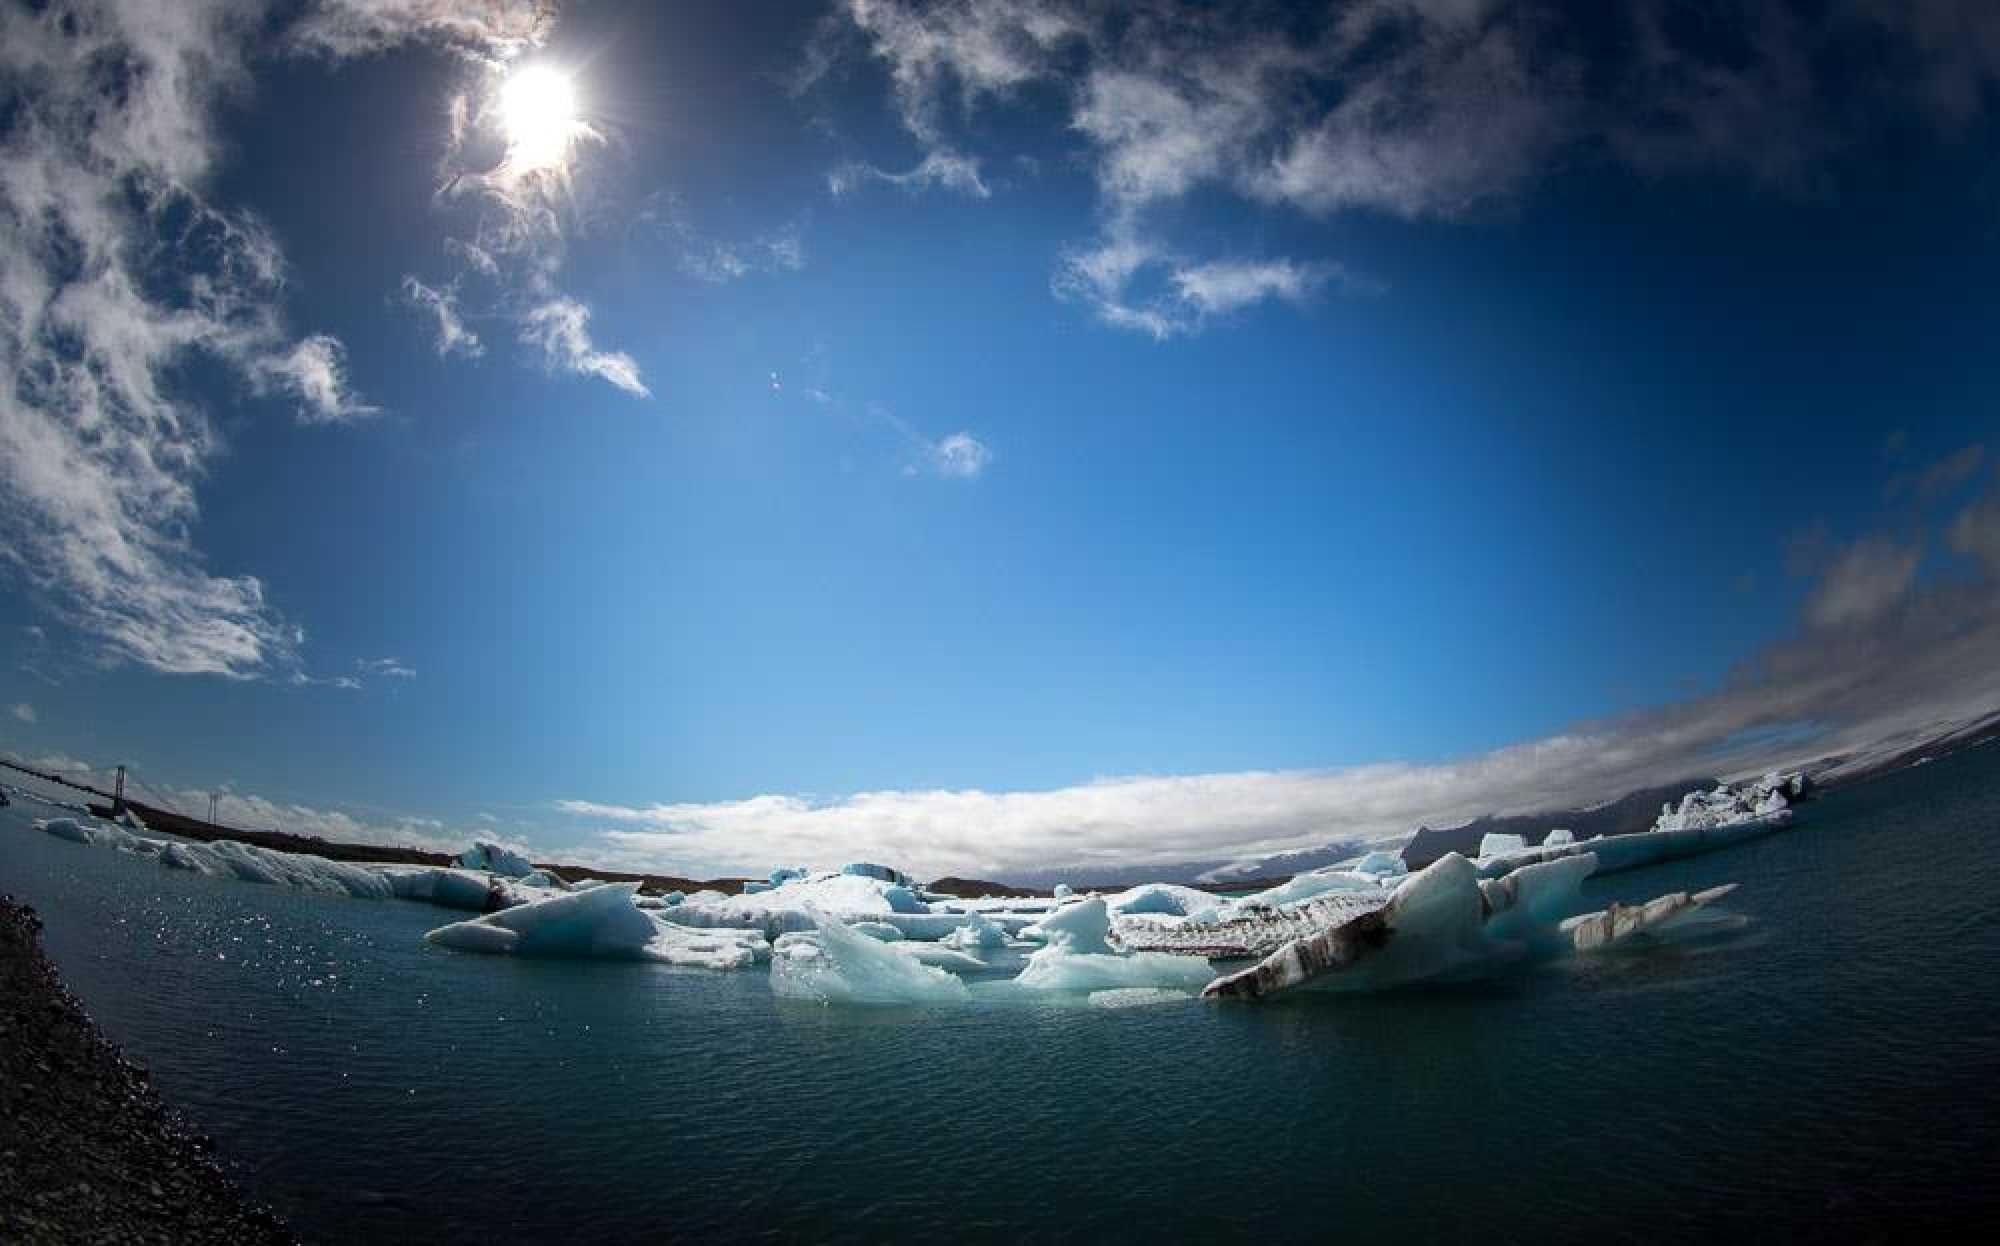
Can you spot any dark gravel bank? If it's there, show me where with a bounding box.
[0,896,296,1245]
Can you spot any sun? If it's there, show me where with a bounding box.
[498,65,580,174]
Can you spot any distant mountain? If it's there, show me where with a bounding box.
[1399,777,1718,869]
[985,707,2000,890]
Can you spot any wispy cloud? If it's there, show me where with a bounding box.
[356,657,417,680]
[399,276,484,358]
[7,702,33,724]
[520,298,650,398]
[829,150,991,198]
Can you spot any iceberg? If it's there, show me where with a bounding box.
[940,912,1008,951]
[660,870,982,941]
[1653,773,1802,832]
[1105,883,1215,918]
[1204,854,1499,1000]
[35,819,397,899]
[769,910,969,1005]
[425,883,768,969]
[1477,832,1528,859]
[455,841,536,878]
[1543,829,1575,846]
[1012,897,1216,993]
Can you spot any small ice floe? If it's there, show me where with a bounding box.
[1562,884,1745,952]
[769,908,968,1005]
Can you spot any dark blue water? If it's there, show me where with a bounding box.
[5,749,2000,1243]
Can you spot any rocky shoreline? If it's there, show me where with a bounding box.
[0,896,295,1245]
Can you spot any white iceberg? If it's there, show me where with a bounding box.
[1013,897,1216,993]
[1105,883,1216,917]
[940,912,1008,951]
[425,882,768,969]
[1477,832,1528,860]
[769,910,969,1006]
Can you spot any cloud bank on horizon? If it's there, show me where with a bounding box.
[560,464,2000,879]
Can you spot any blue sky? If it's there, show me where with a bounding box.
[5,0,2000,878]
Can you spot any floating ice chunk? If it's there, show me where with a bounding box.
[1238,868,1387,909]
[880,885,927,914]
[455,841,536,878]
[380,867,500,911]
[769,867,807,886]
[848,920,905,941]
[1106,883,1215,917]
[1009,896,1216,992]
[425,882,766,968]
[769,910,969,1005]
[1032,897,1117,955]
[1477,833,1528,859]
[1563,884,1744,951]
[1543,829,1575,847]
[840,862,909,885]
[1015,948,1216,993]
[1052,883,1073,899]
[658,890,686,906]
[940,912,1008,951]
[742,880,774,895]
[36,817,96,844]
[427,882,657,957]
[1089,988,1196,1009]
[1351,850,1408,878]
[1205,853,1491,1000]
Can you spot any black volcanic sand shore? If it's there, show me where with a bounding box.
[0,896,295,1245]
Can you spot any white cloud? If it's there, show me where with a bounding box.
[0,0,402,677]
[288,0,547,63]
[932,431,992,478]
[828,1,2000,336]
[399,276,484,358]
[7,701,33,723]
[177,784,469,856]
[519,298,650,398]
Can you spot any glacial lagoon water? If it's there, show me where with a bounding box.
[5,750,2000,1243]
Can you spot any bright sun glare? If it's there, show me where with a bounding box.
[499,65,579,173]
